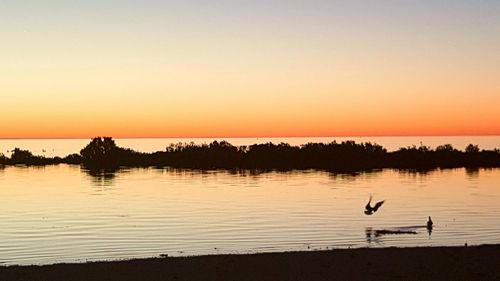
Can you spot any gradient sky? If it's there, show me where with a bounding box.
[1,0,499,138]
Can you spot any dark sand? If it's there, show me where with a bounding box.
[1,245,499,281]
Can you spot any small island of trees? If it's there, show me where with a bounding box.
[0,137,499,172]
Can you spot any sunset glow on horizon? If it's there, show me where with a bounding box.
[1,1,499,138]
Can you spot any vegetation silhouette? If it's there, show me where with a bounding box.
[0,137,499,172]
[79,137,140,168]
[6,148,61,165]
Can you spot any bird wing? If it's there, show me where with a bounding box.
[372,200,385,212]
[365,196,373,210]
[366,202,372,209]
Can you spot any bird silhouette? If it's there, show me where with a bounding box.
[364,195,385,215]
[427,216,433,229]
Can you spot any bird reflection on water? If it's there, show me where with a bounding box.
[365,217,434,244]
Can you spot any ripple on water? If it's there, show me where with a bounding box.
[0,166,500,265]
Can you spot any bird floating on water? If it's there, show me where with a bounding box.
[364,195,385,215]
[426,216,434,236]
[427,216,433,230]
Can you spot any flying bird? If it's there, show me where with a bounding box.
[364,195,385,215]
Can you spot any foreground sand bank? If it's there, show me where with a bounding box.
[1,245,499,281]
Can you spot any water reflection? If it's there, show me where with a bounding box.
[465,167,480,179]
[398,168,435,176]
[81,166,120,187]
[78,166,489,187]
[365,225,429,244]
[0,165,499,265]
[328,171,363,182]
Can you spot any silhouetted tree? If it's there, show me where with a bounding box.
[81,137,117,160]
[63,153,83,164]
[80,137,143,167]
[10,148,37,164]
[465,144,479,153]
[436,144,456,152]
[80,137,124,167]
[1,137,499,170]
[0,153,7,164]
[7,148,59,165]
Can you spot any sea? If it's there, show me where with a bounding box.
[0,136,499,265]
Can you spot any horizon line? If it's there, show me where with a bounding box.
[0,134,499,140]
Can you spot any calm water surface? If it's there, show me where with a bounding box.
[0,165,499,265]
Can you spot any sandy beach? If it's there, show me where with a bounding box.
[1,244,499,281]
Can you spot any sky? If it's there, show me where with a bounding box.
[1,0,499,138]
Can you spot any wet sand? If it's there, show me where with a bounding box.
[1,245,499,281]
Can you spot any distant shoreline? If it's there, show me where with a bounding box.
[1,134,499,139]
[0,137,500,172]
[1,137,499,171]
[1,244,499,281]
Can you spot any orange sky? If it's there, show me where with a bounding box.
[1,1,499,138]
